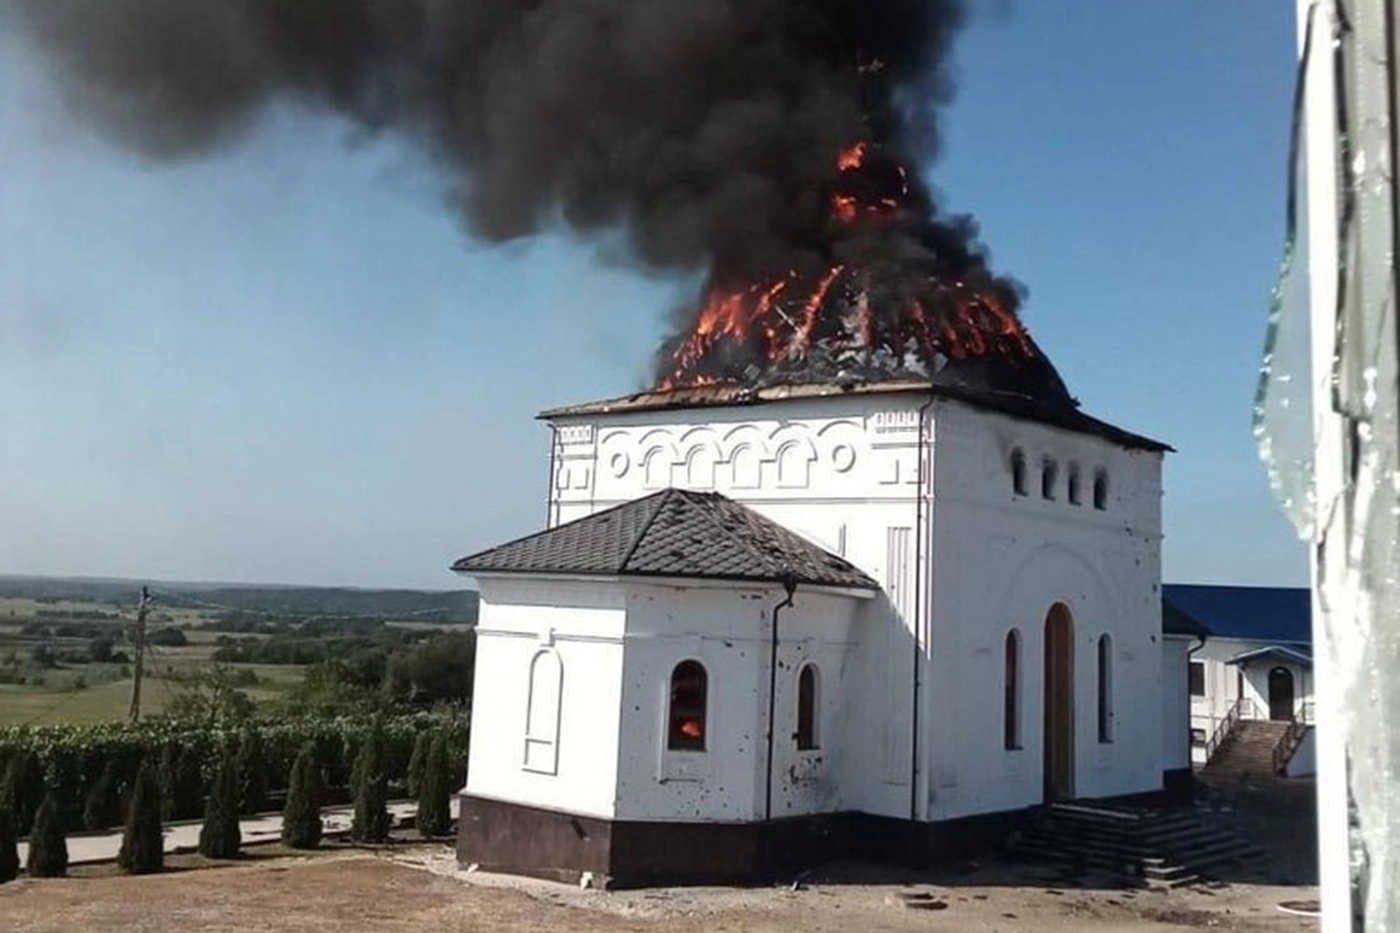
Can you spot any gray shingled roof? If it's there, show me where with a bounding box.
[452,489,878,591]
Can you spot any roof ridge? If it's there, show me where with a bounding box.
[686,492,788,580]
[616,489,675,573]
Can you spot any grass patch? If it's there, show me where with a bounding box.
[0,664,307,726]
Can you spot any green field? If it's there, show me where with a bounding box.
[0,594,305,726]
[0,663,307,726]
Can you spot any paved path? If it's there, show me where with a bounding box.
[15,797,457,866]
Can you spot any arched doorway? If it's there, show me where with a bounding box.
[1043,603,1076,802]
[1268,666,1295,721]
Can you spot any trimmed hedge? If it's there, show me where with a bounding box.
[0,713,468,832]
[27,793,68,878]
[281,742,323,850]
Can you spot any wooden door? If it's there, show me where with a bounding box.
[1043,604,1075,802]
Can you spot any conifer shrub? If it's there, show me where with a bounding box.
[157,744,178,821]
[117,761,163,875]
[281,742,323,850]
[0,752,44,836]
[26,793,68,878]
[416,732,451,838]
[0,807,18,884]
[83,761,122,831]
[350,717,389,843]
[406,730,429,799]
[236,728,268,815]
[197,748,241,860]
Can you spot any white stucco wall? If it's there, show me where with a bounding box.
[541,388,1168,824]
[464,577,627,819]
[614,583,862,823]
[465,574,867,824]
[1161,636,1193,772]
[1287,728,1316,778]
[922,400,1165,819]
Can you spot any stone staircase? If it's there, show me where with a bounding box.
[1007,801,1262,888]
[1202,720,1291,783]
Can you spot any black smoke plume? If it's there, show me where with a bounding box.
[9,0,1042,393]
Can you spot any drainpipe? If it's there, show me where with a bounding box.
[909,395,937,838]
[765,576,798,828]
[1186,629,1210,731]
[761,576,799,881]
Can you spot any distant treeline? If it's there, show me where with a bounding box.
[159,587,479,623]
[0,576,479,624]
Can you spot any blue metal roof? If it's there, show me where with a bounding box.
[1225,645,1313,668]
[1161,584,1311,644]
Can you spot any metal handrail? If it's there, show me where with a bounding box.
[1272,699,1314,775]
[1203,697,1252,764]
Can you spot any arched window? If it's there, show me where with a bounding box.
[668,660,708,752]
[523,650,563,774]
[1041,459,1058,500]
[1097,635,1113,743]
[1004,630,1021,750]
[1067,464,1082,505]
[1093,471,1109,510]
[1011,449,1028,496]
[796,664,820,751]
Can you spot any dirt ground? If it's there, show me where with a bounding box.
[0,847,1317,933]
[0,781,1320,933]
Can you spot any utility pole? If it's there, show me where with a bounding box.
[128,586,151,722]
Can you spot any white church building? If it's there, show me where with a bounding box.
[452,378,1188,887]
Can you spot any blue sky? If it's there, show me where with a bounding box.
[0,2,1307,589]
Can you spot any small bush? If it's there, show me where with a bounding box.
[406,731,429,798]
[0,807,18,884]
[281,742,323,850]
[26,794,67,878]
[117,762,163,875]
[197,749,241,860]
[158,744,203,822]
[417,732,451,838]
[0,752,45,836]
[147,628,188,647]
[236,728,268,815]
[83,761,122,831]
[350,718,389,843]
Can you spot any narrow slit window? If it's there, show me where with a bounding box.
[1093,471,1109,510]
[1067,465,1082,505]
[1011,449,1028,496]
[668,660,708,752]
[796,664,819,751]
[1097,635,1113,743]
[1004,630,1021,750]
[1042,459,1058,500]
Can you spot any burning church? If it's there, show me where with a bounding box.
[440,6,1185,885]
[452,352,1183,886]
[7,0,1191,890]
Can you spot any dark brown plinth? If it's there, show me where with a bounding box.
[457,795,1018,888]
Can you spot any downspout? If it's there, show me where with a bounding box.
[1186,630,1209,729]
[765,576,799,828]
[909,395,937,833]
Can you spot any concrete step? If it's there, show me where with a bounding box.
[1008,803,1263,889]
